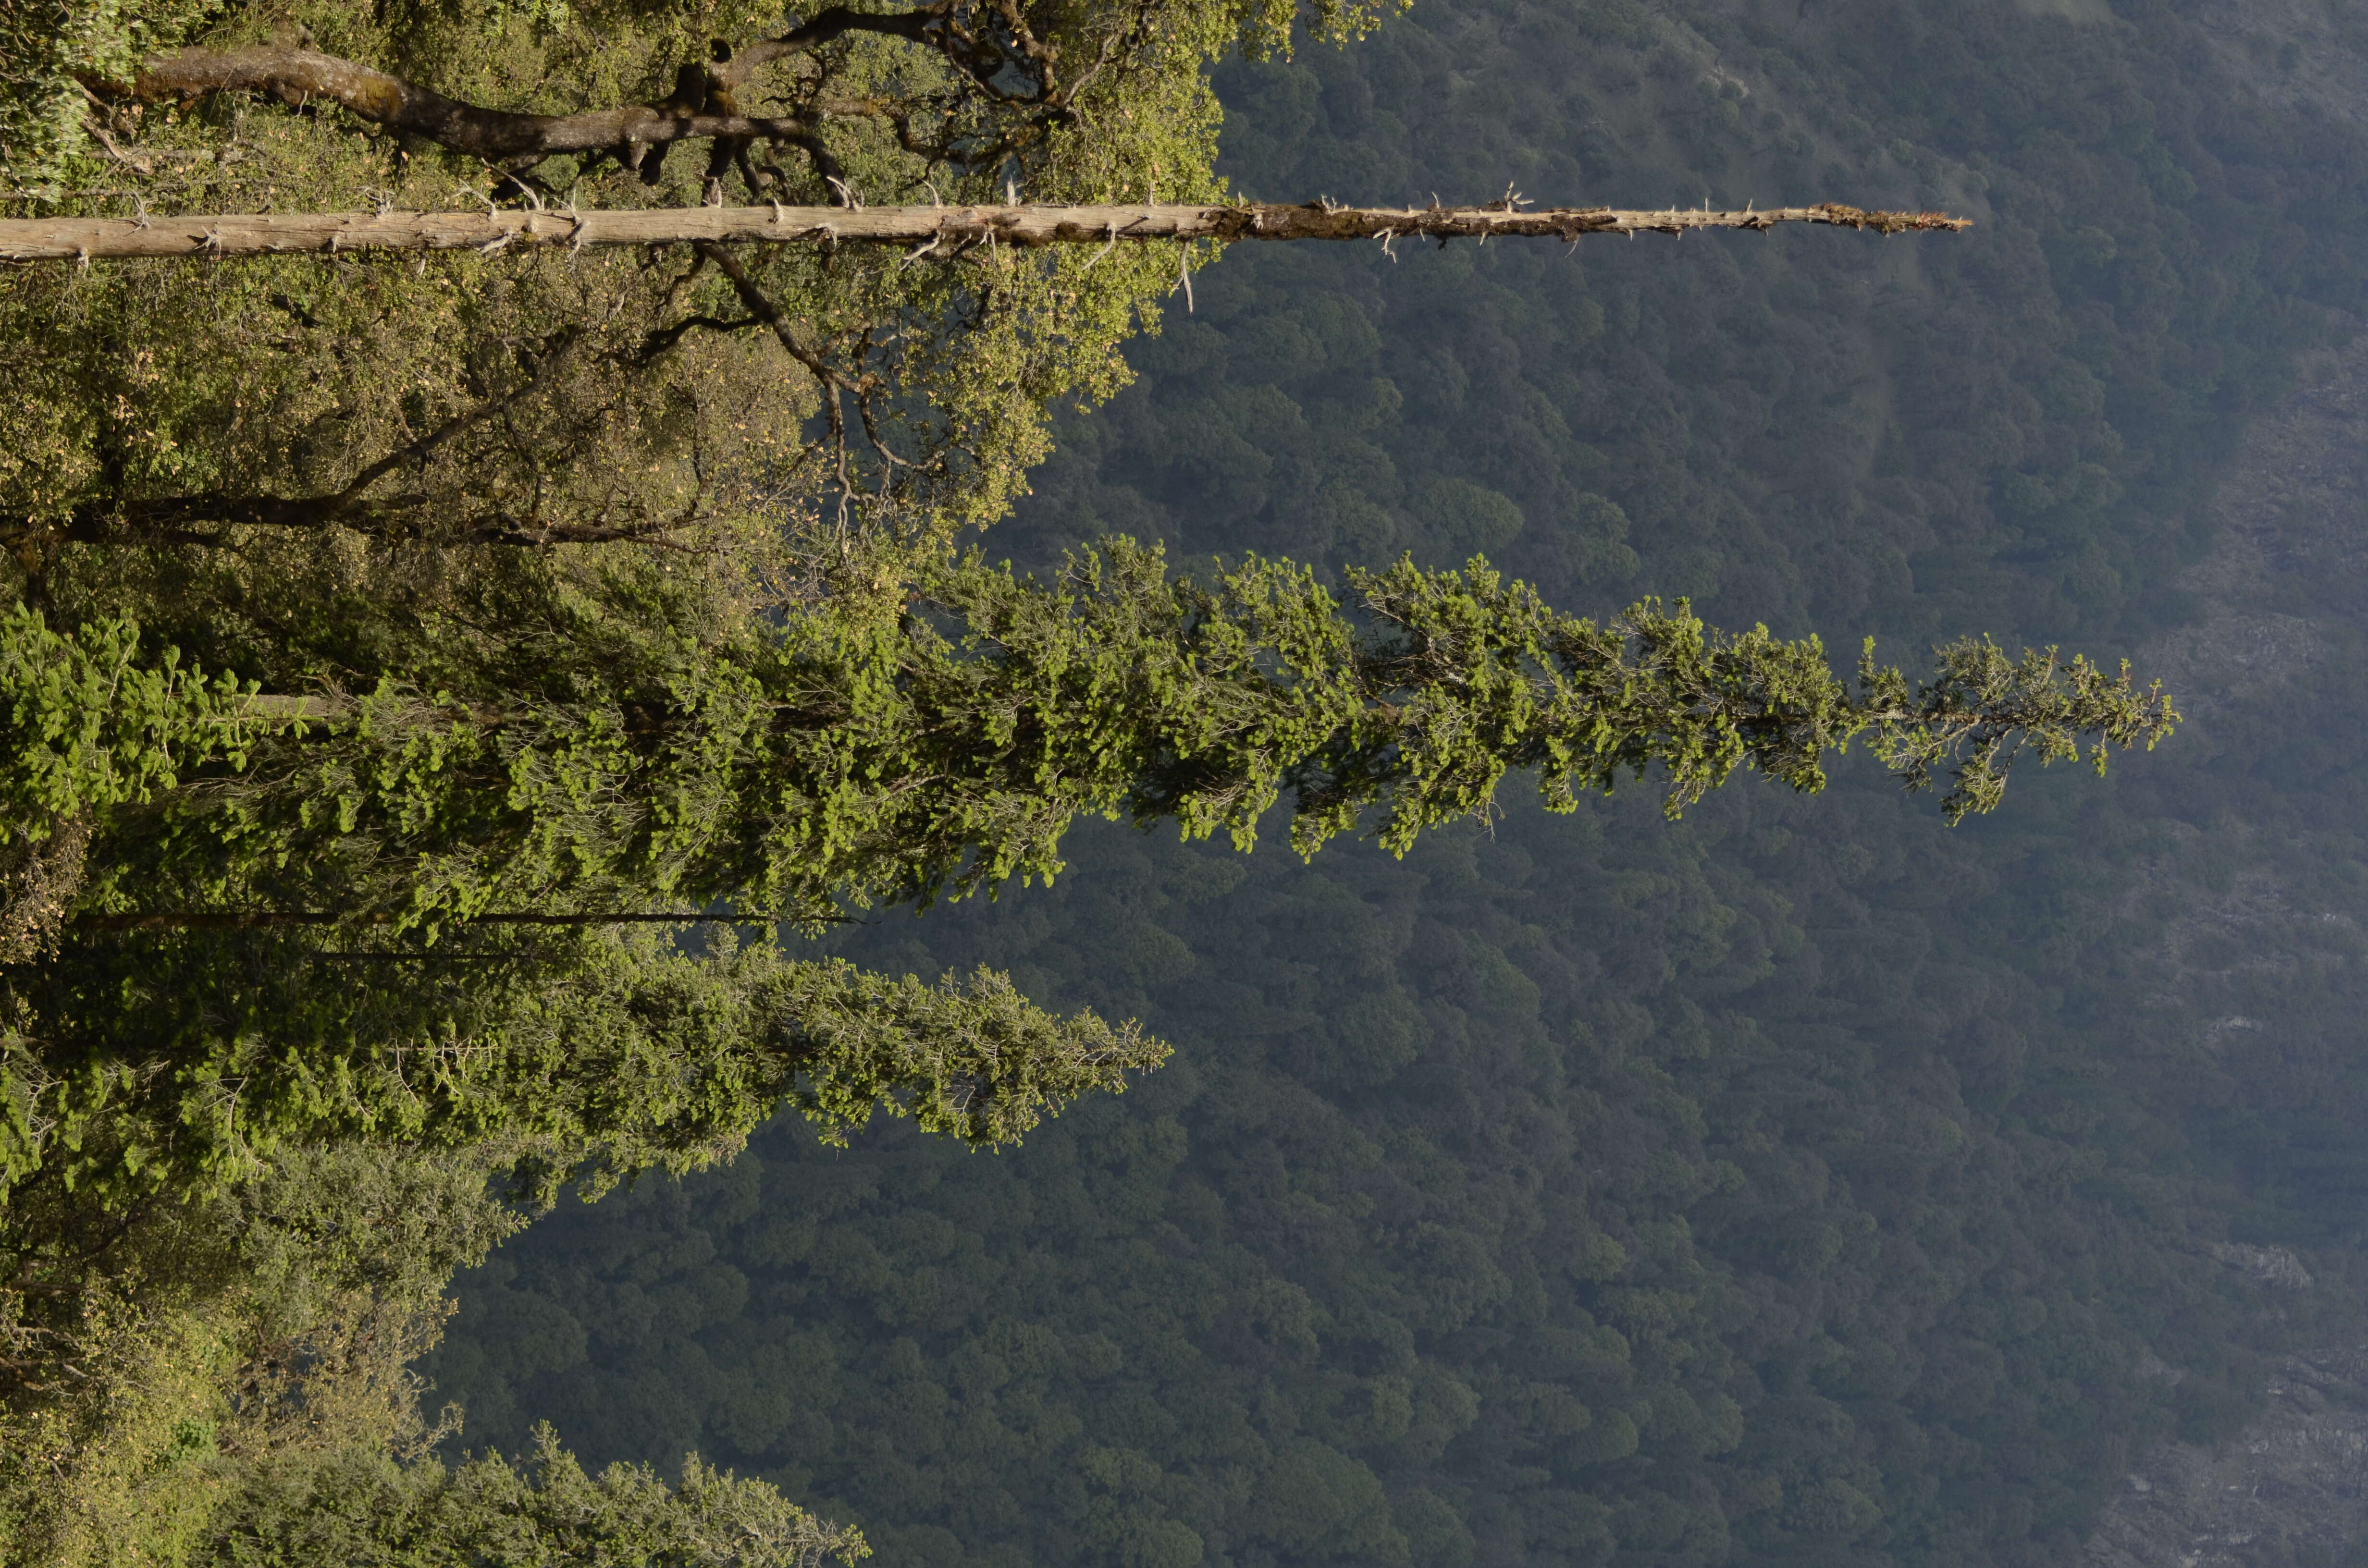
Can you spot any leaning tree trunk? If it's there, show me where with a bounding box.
[0,200,1967,263]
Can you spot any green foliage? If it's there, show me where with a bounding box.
[0,606,262,850]
[1235,0,1409,55]
[11,924,1160,1208]
[0,605,274,973]
[2,1140,527,1568]
[197,1426,864,1568]
[0,0,1241,562]
[72,539,2163,942]
[1861,635,2176,821]
[0,0,221,197]
[431,4,2368,1568]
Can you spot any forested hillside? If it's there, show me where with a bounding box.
[428,2,2368,1566]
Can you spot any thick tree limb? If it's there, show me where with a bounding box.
[119,47,839,161]
[106,14,1052,175]
[715,4,943,89]
[0,199,1968,262]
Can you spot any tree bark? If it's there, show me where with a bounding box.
[0,199,1967,262]
[112,11,1026,166]
[120,46,839,162]
[241,694,344,722]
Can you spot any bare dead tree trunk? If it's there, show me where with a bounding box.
[0,199,1967,262]
[55,38,1961,263]
[76,910,743,928]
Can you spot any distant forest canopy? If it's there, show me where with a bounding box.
[432,3,2368,1568]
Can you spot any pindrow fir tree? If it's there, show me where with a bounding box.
[0,532,2171,1195]
[8,920,1164,1209]
[104,539,2179,924]
[0,909,1157,1540]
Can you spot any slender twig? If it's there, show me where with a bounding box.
[333,328,582,505]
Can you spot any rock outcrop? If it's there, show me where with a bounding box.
[2087,1349,2368,1568]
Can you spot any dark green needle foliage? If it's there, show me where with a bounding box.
[6,925,1160,1209]
[92,541,2171,937]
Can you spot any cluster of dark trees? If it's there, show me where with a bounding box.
[8,0,2367,1564]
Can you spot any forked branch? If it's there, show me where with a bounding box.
[97,7,1085,180]
[116,46,835,165]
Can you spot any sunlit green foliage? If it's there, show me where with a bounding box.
[0,606,276,961]
[196,1426,866,1568]
[2,1140,526,1568]
[0,0,1331,565]
[15,926,1159,1208]
[57,539,2161,943]
[0,608,259,845]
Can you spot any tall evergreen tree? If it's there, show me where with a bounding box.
[72,538,2174,935]
[0,533,2171,1205]
[11,921,1160,1207]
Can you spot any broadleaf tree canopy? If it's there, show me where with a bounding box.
[6,0,1415,568]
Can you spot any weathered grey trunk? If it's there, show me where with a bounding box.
[0,200,1967,263]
